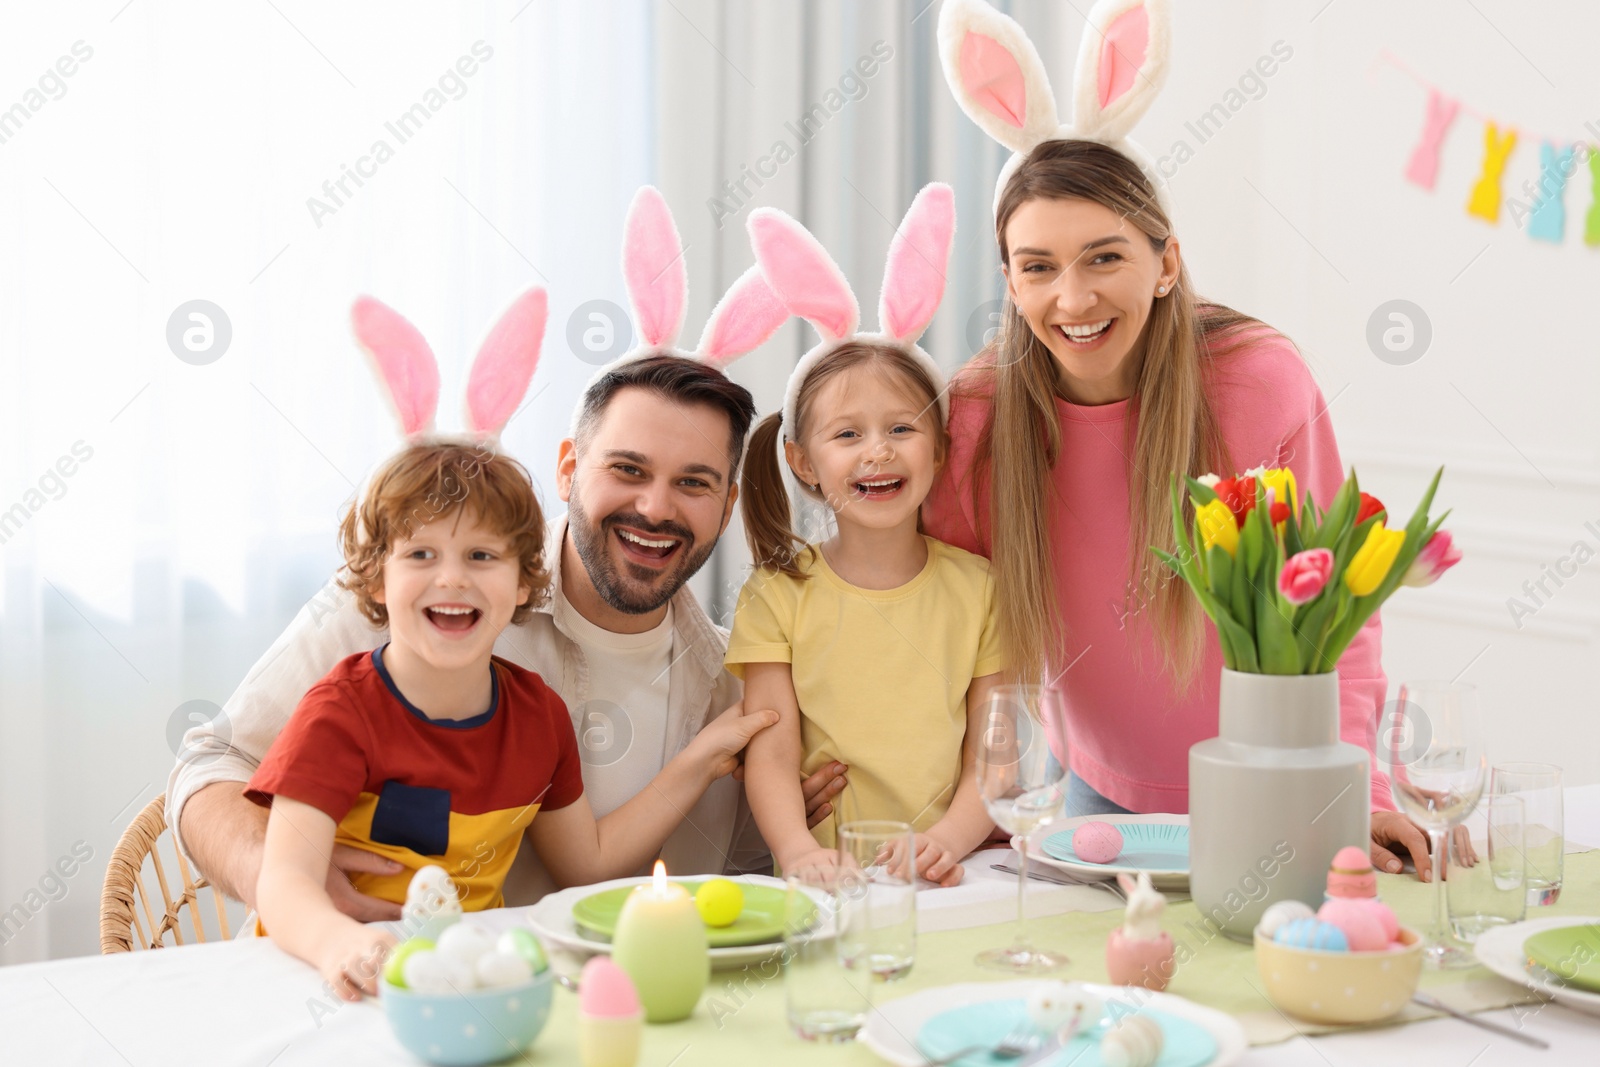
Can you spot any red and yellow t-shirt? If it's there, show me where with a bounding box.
[246,647,583,911]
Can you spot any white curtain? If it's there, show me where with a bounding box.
[0,0,654,963]
[657,0,1077,620]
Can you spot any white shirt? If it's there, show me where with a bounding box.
[556,600,674,819]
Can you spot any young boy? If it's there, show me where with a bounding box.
[249,443,760,999]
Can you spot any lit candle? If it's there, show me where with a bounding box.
[611,861,710,1023]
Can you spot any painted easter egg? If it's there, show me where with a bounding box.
[1317,898,1387,951]
[1073,822,1125,865]
[1326,845,1377,898]
[1273,917,1349,952]
[1256,899,1315,940]
[1026,981,1103,1034]
[695,878,745,928]
[434,922,497,969]
[497,928,550,974]
[382,937,435,989]
[475,949,534,989]
[1100,1013,1164,1067]
[579,956,643,1019]
[401,948,474,995]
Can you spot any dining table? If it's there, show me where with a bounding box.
[4,785,1597,1067]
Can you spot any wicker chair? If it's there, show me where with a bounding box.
[99,794,236,953]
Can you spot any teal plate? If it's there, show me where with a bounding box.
[917,998,1217,1067]
[1042,822,1189,872]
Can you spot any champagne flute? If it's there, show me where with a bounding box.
[1387,681,1486,969]
[974,683,1067,972]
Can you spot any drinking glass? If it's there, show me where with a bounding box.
[974,683,1067,973]
[1491,762,1564,905]
[783,868,871,1041]
[1388,681,1487,969]
[1447,794,1525,942]
[836,821,917,980]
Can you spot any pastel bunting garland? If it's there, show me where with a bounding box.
[1528,142,1575,243]
[1465,123,1517,224]
[1403,89,1458,191]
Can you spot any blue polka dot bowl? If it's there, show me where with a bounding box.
[381,969,554,1066]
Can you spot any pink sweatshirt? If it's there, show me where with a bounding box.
[924,328,1395,814]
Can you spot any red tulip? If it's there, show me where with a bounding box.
[1356,492,1386,525]
[1215,476,1258,528]
[1279,548,1334,605]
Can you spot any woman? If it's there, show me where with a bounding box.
[922,137,1448,881]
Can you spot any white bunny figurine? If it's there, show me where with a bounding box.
[1105,871,1175,991]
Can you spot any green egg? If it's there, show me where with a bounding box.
[497,928,549,974]
[382,937,436,988]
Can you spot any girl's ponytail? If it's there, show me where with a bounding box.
[740,412,807,578]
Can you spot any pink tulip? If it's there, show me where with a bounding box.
[1402,530,1462,587]
[1279,548,1334,605]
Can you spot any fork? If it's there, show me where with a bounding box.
[921,1020,1037,1066]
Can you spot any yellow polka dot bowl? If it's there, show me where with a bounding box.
[1254,926,1422,1025]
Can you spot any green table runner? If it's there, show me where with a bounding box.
[525,852,1599,1063]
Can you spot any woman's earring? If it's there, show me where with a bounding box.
[1157,284,1168,295]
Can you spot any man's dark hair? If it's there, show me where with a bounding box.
[574,355,758,480]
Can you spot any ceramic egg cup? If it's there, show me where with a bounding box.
[1253,927,1422,1025]
[382,969,554,1067]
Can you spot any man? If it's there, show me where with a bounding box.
[168,355,847,919]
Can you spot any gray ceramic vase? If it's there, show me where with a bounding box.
[1188,669,1370,942]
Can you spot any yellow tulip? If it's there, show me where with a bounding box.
[1344,523,1406,597]
[1196,499,1239,557]
[1259,467,1298,514]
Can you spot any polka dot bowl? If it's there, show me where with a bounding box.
[1254,925,1422,1025]
[381,969,554,1066]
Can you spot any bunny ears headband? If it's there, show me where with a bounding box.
[567,185,791,433]
[748,182,956,437]
[937,0,1172,216]
[353,287,548,442]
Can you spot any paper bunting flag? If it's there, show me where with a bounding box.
[1585,152,1600,246]
[1527,142,1575,243]
[1404,89,1459,190]
[1466,123,1517,224]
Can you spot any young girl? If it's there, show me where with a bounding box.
[929,0,1440,879]
[726,185,1005,887]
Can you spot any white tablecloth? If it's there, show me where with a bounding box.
[3,786,1596,1066]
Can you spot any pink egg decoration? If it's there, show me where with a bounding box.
[579,957,641,1018]
[1317,898,1387,952]
[1326,845,1377,899]
[1073,821,1125,865]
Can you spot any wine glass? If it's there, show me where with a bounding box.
[1387,680,1486,968]
[974,683,1067,972]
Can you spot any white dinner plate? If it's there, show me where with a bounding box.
[859,980,1245,1066]
[524,873,829,969]
[1026,814,1191,892]
[1473,914,1600,1017]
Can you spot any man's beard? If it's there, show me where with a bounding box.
[567,481,719,615]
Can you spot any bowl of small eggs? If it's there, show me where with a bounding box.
[380,921,554,1067]
[1253,848,1423,1025]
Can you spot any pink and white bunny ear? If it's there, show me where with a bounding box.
[351,296,441,438]
[464,287,548,438]
[937,0,1060,155]
[878,183,955,346]
[1070,0,1171,144]
[747,208,859,343]
[694,265,790,368]
[622,186,689,350]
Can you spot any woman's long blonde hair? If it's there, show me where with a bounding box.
[962,140,1263,683]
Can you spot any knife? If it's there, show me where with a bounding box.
[1410,992,1550,1049]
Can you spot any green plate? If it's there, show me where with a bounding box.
[571,881,807,949]
[1524,925,1600,992]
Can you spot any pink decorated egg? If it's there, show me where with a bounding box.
[579,957,642,1019]
[1317,898,1387,952]
[1367,900,1400,941]
[1326,846,1377,899]
[1073,821,1124,865]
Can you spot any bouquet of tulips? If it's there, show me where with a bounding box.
[1152,466,1461,675]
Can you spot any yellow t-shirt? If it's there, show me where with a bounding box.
[725,536,1005,850]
